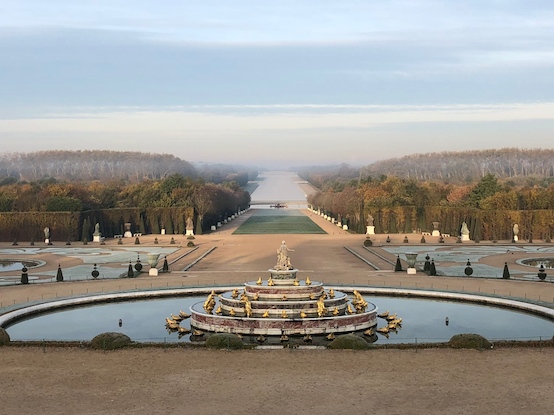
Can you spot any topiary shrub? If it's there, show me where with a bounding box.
[0,328,10,345]
[91,332,132,350]
[205,333,244,349]
[502,262,510,279]
[187,241,195,247]
[363,237,372,247]
[449,333,492,350]
[327,334,370,350]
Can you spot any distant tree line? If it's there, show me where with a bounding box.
[308,172,554,240]
[0,150,258,185]
[365,148,554,183]
[0,151,254,241]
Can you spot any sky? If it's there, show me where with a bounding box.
[1,0,553,168]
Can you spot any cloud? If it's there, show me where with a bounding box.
[1,103,553,168]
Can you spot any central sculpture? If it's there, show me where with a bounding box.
[189,241,378,340]
[275,240,294,270]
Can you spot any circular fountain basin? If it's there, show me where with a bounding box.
[0,259,43,272]
[3,292,554,345]
[519,258,554,269]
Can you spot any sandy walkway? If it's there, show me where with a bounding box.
[1,347,553,415]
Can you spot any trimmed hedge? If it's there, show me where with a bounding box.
[0,328,10,345]
[90,332,132,350]
[449,333,492,349]
[205,333,244,349]
[327,334,370,350]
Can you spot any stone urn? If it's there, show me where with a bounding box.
[405,252,418,275]
[147,253,160,276]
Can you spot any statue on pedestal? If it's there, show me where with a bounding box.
[93,222,102,242]
[366,214,375,235]
[513,224,519,242]
[185,217,194,236]
[460,222,470,241]
[275,240,294,270]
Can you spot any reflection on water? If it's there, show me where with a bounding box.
[250,171,307,202]
[521,258,554,269]
[6,296,554,344]
[0,260,40,272]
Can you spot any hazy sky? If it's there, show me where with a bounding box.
[1,1,553,168]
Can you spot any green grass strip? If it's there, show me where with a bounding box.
[233,215,327,234]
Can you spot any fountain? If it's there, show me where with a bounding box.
[189,241,378,337]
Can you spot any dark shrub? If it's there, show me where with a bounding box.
[91,332,132,350]
[0,328,10,345]
[205,333,244,349]
[449,333,492,349]
[327,334,370,350]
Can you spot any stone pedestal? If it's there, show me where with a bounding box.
[124,231,132,238]
[461,234,470,241]
[217,222,222,228]
[342,225,348,231]
[44,239,49,245]
[513,235,518,242]
[366,225,375,235]
[432,230,440,237]
[407,268,416,275]
[147,253,160,276]
[161,229,166,235]
[93,235,101,242]
[186,230,194,236]
[211,225,216,231]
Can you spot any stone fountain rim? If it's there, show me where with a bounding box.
[2,285,554,330]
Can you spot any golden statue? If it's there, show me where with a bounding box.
[281,310,289,318]
[329,288,335,299]
[268,277,275,286]
[309,293,315,300]
[317,296,327,317]
[256,276,262,285]
[326,333,335,340]
[332,307,339,316]
[239,292,248,303]
[178,326,190,334]
[305,276,311,286]
[321,291,328,300]
[262,310,269,318]
[231,288,239,299]
[215,305,222,314]
[243,298,252,318]
[300,310,307,318]
[203,291,216,314]
[346,304,354,314]
[352,290,368,313]
[253,292,259,301]
[282,294,287,301]
[229,308,236,316]
[293,279,299,286]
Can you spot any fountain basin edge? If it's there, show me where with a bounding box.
[1,286,554,331]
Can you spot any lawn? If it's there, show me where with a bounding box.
[233,214,326,234]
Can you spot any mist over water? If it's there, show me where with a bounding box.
[250,171,307,203]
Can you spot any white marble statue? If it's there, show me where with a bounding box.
[275,240,294,270]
